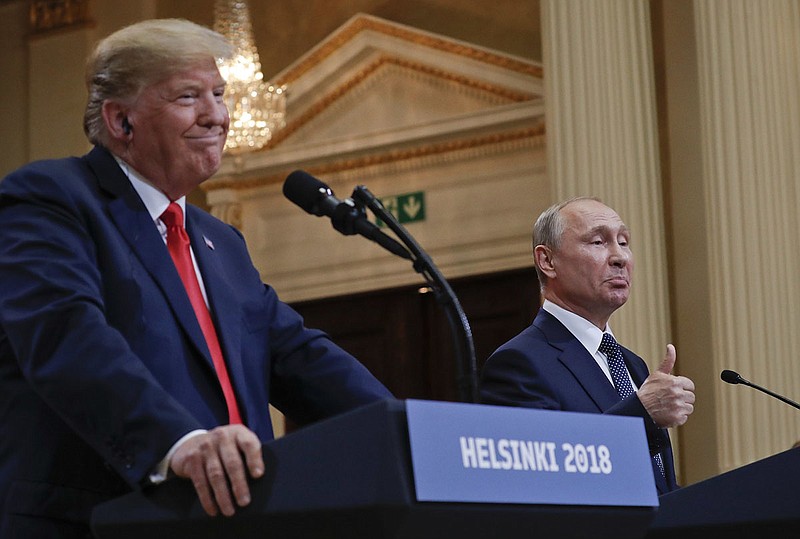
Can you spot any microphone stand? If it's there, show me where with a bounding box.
[351,185,478,404]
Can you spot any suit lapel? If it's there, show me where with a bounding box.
[533,309,674,493]
[86,147,214,369]
[534,310,621,411]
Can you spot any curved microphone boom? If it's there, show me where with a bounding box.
[351,184,478,404]
[283,170,411,260]
[721,369,800,410]
[282,170,478,403]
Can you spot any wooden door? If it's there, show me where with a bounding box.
[290,266,540,403]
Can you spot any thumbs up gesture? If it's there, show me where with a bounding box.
[636,344,696,428]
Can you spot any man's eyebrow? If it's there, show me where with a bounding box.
[583,223,630,236]
[168,78,225,92]
[163,80,201,94]
[586,224,610,235]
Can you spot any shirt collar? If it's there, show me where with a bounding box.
[112,155,186,224]
[542,299,614,355]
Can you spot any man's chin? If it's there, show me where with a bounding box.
[606,290,630,307]
[197,149,224,174]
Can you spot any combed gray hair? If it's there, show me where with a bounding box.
[83,18,233,146]
[532,196,602,288]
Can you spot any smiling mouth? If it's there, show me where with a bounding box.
[186,134,225,145]
[188,132,224,139]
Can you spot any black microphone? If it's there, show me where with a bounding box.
[721,369,800,410]
[283,170,411,260]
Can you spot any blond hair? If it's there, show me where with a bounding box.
[83,18,233,146]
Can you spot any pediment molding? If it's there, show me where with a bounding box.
[209,12,543,180]
[273,13,542,87]
[206,120,544,192]
[204,14,547,303]
[266,53,538,150]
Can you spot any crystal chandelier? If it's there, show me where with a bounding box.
[213,0,286,153]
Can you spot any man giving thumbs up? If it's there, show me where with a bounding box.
[479,196,695,494]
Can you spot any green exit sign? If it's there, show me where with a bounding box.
[377,191,426,226]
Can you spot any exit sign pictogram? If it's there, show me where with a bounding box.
[377,191,426,225]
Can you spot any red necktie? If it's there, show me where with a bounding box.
[161,202,242,424]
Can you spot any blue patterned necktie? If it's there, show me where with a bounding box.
[599,332,665,477]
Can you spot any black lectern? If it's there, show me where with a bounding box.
[647,446,800,538]
[91,399,656,539]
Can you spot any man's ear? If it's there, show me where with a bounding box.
[534,245,556,279]
[101,101,132,140]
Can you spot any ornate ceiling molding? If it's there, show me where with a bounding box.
[275,13,542,86]
[259,54,537,152]
[203,124,544,193]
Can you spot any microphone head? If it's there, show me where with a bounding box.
[721,369,742,384]
[283,170,335,216]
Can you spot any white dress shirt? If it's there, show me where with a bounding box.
[542,299,638,390]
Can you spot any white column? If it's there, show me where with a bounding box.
[693,0,800,470]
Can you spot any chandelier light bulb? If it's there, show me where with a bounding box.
[213,0,286,154]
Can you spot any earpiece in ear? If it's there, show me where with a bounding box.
[122,118,132,135]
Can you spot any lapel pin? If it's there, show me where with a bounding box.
[203,236,215,250]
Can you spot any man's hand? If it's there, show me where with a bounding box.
[169,424,264,517]
[637,344,696,428]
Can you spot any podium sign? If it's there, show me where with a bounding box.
[406,400,659,507]
[91,399,658,539]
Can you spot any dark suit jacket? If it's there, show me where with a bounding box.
[0,146,392,536]
[479,308,678,495]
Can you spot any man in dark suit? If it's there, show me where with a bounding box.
[0,19,392,537]
[480,196,695,494]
